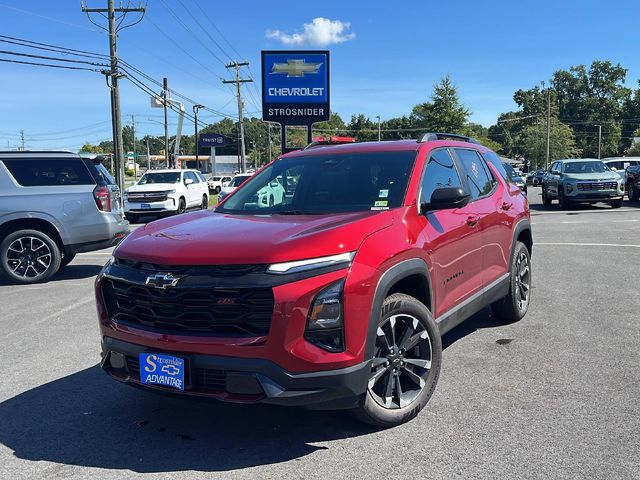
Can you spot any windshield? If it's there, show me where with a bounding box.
[216,151,416,215]
[138,172,181,184]
[563,161,609,174]
[211,176,221,181]
[231,175,251,187]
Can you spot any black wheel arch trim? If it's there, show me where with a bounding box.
[364,258,433,359]
[510,218,532,268]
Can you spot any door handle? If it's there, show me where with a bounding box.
[466,215,480,227]
[501,202,512,211]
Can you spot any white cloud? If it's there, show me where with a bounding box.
[266,17,355,47]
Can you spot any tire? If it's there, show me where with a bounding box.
[60,253,76,268]
[177,197,186,215]
[491,241,531,322]
[201,194,208,210]
[0,229,62,284]
[542,186,552,206]
[214,186,221,194]
[628,182,639,202]
[269,195,274,207]
[610,198,623,208]
[558,187,569,209]
[352,293,442,428]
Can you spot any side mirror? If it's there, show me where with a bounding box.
[184,178,194,185]
[550,169,560,175]
[421,187,470,212]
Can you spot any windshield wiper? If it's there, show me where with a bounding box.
[273,210,324,215]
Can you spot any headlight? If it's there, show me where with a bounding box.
[566,183,574,193]
[267,252,355,275]
[305,279,345,352]
[166,189,176,194]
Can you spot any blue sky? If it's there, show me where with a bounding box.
[1,0,640,151]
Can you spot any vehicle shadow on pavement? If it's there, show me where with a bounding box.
[0,366,377,473]
[442,306,511,350]
[0,264,104,286]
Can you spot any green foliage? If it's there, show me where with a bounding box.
[125,168,135,177]
[79,143,101,153]
[411,75,470,133]
[520,119,581,169]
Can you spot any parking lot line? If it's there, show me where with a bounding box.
[537,242,640,248]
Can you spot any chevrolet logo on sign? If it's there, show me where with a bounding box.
[270,59,322,78]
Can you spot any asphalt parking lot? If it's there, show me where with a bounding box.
[1,187,639,480]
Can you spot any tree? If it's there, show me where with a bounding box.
[520,119,580,169]
[411,75,470,133]
[626,128,640,156]
[79,143,101,153]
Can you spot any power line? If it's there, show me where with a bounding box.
[0,49,109,68]
[0,57,104,72]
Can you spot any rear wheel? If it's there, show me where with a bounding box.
[352,293,441,427]
[491,241,531,322]
[628,182,639,202]
[0,229,61,284]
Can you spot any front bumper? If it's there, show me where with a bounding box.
[125,197,177,213]
[565,191,623,202]
[101,337,370,408]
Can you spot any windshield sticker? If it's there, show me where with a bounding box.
[378,189,389,198]
[371,206,389,211]
[374,200,388,207]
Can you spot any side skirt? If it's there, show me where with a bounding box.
[435,273,510,336]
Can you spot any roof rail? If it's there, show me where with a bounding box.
[417,133,481,145]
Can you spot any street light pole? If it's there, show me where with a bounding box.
[193,104,204,171]
[163,77,169,168]
[376,115,381,141]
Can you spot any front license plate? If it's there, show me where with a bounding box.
[140,203,151,209]
[139,353,185,390]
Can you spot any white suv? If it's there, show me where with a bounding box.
[124,169,209,222]
[206,175,232,194]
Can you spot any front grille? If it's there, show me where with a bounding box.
[126,191,169,202]
[124,355,226,392]
[102,278,274,336]
[577,182,617,191]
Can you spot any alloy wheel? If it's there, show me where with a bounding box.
[368,314,432,409]
[6,236,52,279]
[514,251,530,311]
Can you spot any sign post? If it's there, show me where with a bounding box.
[262,50,330,153]
[198,133,225,174]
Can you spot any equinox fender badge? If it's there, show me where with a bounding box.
[145,273,184,289]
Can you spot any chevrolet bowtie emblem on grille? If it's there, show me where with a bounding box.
[145,273,183,289]
[270,59,322,78]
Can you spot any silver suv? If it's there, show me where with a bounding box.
[0,151,129,283]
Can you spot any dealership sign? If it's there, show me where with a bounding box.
[262,50,330,125]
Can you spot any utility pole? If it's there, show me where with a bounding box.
[130,114,136,179]
[82,0,145,203]
[146,138,150,171]
[163,77,169,168]
[546,87,551,170]
[19,130,25,151]
[193,104,204,171]
[223,61,252,173]
[595,124,602,159]
[375,115,381,141]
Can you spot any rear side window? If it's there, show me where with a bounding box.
[454,149,494,200]
[420,149,462,204]
[93,162,116,185]
[2,159,95,186]
[482,151,510,182]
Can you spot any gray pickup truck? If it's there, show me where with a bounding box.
[0,151,129,283]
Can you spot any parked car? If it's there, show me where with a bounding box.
[603,157,640,182]
[0,151,128,283]
[503,162,527,195]
[216,173,252,203]
[206,175,232,194]
[96,133,532,427]
[124,169,209,222]
[626,164,640,201]
[541,159,624,208]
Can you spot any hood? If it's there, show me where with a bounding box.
[128,183,179,192]
[220,185,236,194]
[564,173,619,182]
[115,209,394,265]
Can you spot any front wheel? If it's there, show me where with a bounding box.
[628,182,639,202]
[177,197,186,215]
[558,187,569,209]
[0,229,62,284]
[201,194,208,210]
[491,241,531,322]
[542,186,551,206]
[352,293,442,428]
[610,198,623,208]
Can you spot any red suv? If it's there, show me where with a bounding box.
[96,133,532,427]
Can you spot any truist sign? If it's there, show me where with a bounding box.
[262,50,330,125]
